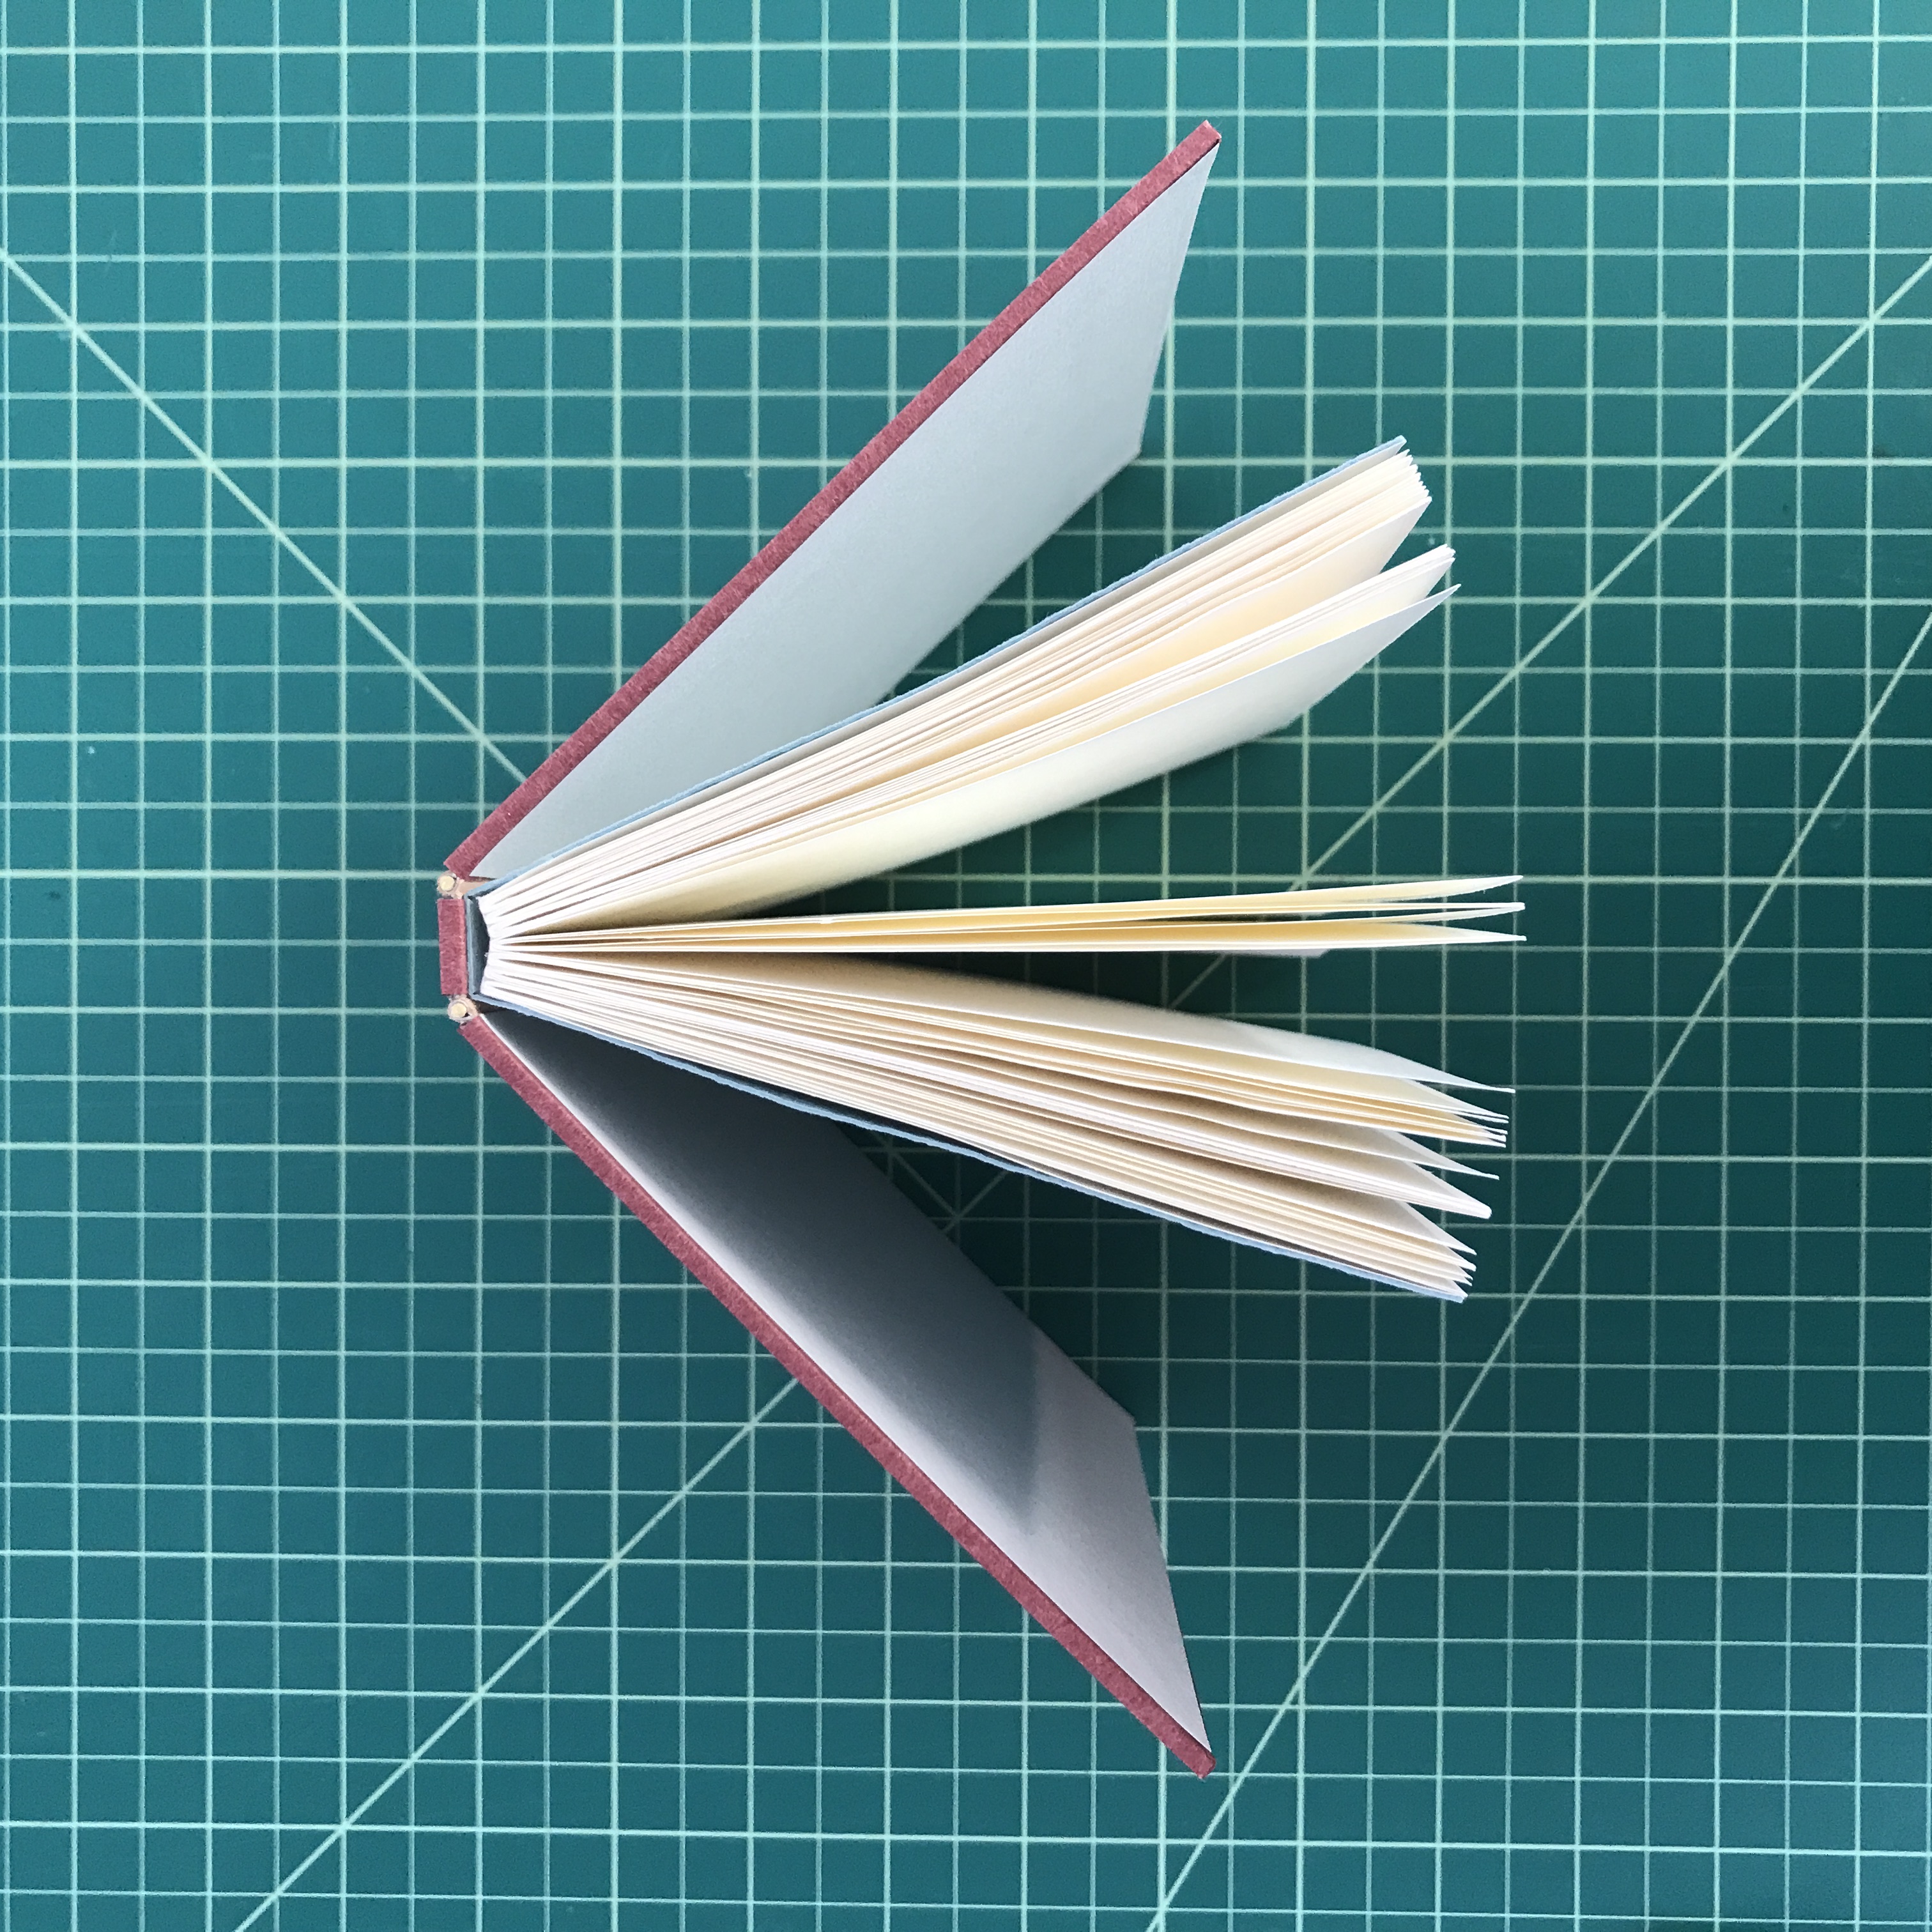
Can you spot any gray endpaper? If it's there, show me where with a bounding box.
[473,153,1213,877]
[489,1010,1207,1756]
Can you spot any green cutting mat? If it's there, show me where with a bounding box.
[3,2,1929,1926]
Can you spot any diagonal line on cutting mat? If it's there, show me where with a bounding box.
[227,1379,797,1931]
[1146,602,1932,1928]
[0,248,525,784]
[1300,245,1932,879]
[1169,243,1932,1013]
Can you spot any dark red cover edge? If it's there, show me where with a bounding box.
[436,895,466,997]
[445,121,1221,879]
[458,1010,1215,1777]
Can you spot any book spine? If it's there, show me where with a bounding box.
[435,872,486,997]
[436,894,467,997]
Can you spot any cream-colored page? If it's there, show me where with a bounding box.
[478,953,1498,1143]
[515,951,1489,1176]
[484,449,1425,917]
[473,993,1454,1151]
[591,488,1425,867]
[571,921,1391,954]
[480,963,1488,1213]
[475,979,1473,1290]
[595,477,1423,870]
[499,569,1451,930]
[486,493,1430,933]
[475,940,1496,1294]
[482,456,1430,931]
[493,523,1441,930]
[500,875,1519,949]
[479,450,1416,893]
[507,915,1510,955]
[626,1020,1478,1216]
[546,595,1443,926]
[493,946,1464,1082]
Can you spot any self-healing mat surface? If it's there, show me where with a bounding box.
[3,4,1930,1928]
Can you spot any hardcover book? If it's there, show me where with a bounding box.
[435,124,1512,1773]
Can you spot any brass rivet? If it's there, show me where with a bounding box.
[447,997,477,1023]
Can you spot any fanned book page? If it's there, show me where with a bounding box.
[462,440,1519,1301]
[479,441,1445,932]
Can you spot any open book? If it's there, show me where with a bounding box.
[463,428,1515,1296]
[436,126,1512,1775]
